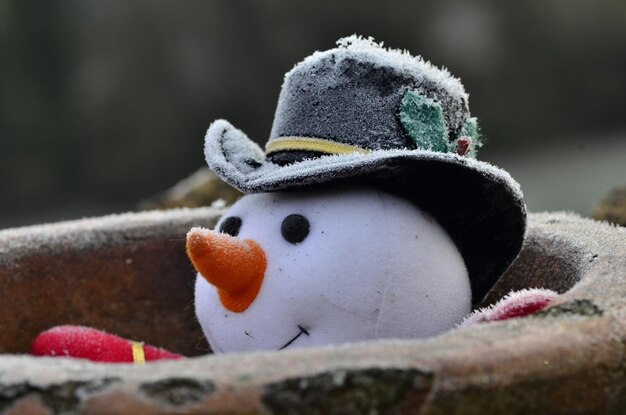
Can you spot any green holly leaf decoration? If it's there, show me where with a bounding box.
[399,90,449,152]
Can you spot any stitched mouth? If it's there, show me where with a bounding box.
[279,325,310,350]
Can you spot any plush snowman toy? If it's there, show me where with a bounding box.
[31,36,540,361]
[187,36,528,353]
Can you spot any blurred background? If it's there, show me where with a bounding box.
[1,0,625,229]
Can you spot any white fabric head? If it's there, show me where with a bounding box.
[195,187,471,353]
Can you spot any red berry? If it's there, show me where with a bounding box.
[455,136,471,156]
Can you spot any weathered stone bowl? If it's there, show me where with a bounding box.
[0,209,624,414]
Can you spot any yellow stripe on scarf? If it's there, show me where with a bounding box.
[265,137,371,155]
[131,341,145,364]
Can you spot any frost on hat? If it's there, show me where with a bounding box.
[203,35,526,306]
[270,35,480,160]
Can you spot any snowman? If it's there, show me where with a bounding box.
[186,36,527,354]
[32,36,544,362]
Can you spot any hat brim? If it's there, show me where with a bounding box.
[205,120,526,305]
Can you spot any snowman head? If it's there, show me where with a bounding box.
[191,36,526,352]
[188,187,471,353]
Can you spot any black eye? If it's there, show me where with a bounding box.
[219,216,242,236]
[281,214,310,244]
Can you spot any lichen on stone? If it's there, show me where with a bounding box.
[0,378,120,414]
[261,368,433,414]
[533,299,603,318]
[139,378,215,407]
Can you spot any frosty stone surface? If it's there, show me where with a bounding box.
[0,210,625,414]
[0,208,222,357]
[591,184,626,226]
[139,167,242,211]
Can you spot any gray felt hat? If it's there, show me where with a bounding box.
[204,36,526,305]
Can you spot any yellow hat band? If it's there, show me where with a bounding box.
[265,137,371,156]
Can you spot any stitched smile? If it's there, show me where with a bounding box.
[279,325,310,350]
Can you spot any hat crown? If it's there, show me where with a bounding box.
[269,36,480,160]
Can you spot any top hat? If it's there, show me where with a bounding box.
[203,36,526,305]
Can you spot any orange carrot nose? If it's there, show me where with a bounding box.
[186,227,267,313]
